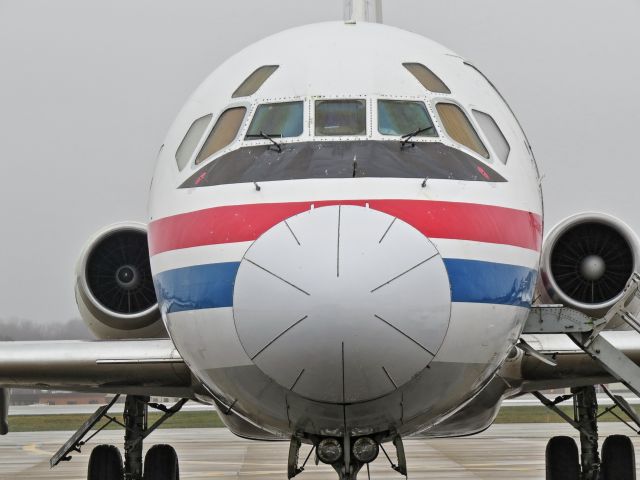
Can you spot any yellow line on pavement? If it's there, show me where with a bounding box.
[22,443,53,456]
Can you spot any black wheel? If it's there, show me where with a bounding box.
[545,436,580,480]
[143,444,180,480]
[601,434,636,480]
[87,444,123,480]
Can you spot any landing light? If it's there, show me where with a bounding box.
[352,437,379,463]
[317,438,343,464]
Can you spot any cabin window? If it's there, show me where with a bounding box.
[195,107,246,164]
[175,114,212,170]
[245,101,304,139]
[403,63,451,94]
[315,99,366,136]
[473,110,510,164]
[232,66,279,98]
[378,100,437,137]
[436,103,489,158]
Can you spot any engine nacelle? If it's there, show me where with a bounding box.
[75,222,167,339]
[539,213,640,319]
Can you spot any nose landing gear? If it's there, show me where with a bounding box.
[288,433,406,480]
[537,386,637,480]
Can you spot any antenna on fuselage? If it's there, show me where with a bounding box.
[344,0,383,23]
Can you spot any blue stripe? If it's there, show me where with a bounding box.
[154,262,240,313]
[154,259,537,313]
[443,259,537,308]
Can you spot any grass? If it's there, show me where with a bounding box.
[495,405,632,424]
[6,405,635,432]
[7,411,224,432]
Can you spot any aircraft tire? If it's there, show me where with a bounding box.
[143,444,180,480]
[87,444,123,480]
[601,435,636,480]
[545,436,580,480]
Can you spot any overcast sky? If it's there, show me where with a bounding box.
[0,0,639,324]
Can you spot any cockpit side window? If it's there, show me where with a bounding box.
[403,63,451,94]
[195,107,246,165]
[436,103,489,159]
[245,101,304,139]
[175,114,212,170]
[472,110,510,164]
[315,100,366,136]
[378,100,437,138]
[232,66,279,98]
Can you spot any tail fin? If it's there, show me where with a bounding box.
[344,0,383,23]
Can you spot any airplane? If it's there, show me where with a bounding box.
[2,1,640,479]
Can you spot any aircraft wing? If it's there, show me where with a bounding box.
[427,330,640,438]
[0,339,200,398]
[0,339,290,441]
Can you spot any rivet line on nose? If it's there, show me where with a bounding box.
[244,258,311,296]
[373,314,435,356]
[379,217,396,243]
[251,315,310,360]
[290,368,306,390]
[341,341,346,404]
[382,366,398,389]
[284,220,301,246]
[370,253,438,293]
[337,206,342,278]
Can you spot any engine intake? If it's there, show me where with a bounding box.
[75,222,167,339]
[540,213,639,316]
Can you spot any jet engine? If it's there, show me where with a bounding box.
[75,222,167,339]
[539,213,640,318]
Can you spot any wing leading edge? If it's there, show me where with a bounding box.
[0,339,201,398]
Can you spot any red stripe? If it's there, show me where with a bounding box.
[148,200,542,256]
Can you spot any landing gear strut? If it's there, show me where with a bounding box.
[123,394,147,479]
[574,386,600,480]
[536,385,637,480]
[50,394,187,480]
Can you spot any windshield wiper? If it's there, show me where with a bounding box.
[400,126,434,151]
[248,131,282,153]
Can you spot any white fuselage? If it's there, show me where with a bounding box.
[147,21,542,439]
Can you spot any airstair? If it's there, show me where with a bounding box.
[523,272,640,396]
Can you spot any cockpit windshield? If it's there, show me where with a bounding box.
[378,100,437,137]
[315,100,366,136]
[246,101,304,139]
[182,95,506,188]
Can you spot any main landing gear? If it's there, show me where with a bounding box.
[50,394,187,480]
[536,385,637,480]
[287,433,407,480]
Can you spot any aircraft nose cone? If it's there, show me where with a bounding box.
[233,205,452,404]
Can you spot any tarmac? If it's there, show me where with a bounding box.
[0,424,638,479]
[8,394,638,416]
